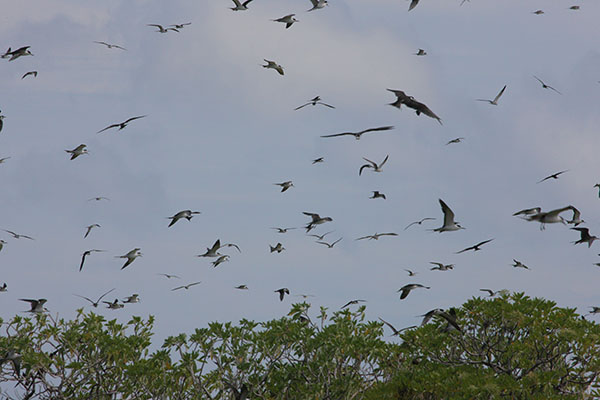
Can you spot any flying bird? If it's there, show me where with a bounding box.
[420,308,461,332]
[270,243,285,253]
[414,48,427,56]
[230,0,253,11]
[21,71,37,79]
[430,262,454,271]
[97,116,146,133]
[147,24,179,33]
[170,23,192,29]
[359,155,389,175]
[3,230,34,240]
[0,157,10,164]
[398,284,430,300]
[0,240,6,252]
[103,299,124,309]
[316,237,343,248]
[312,157,324,164]
[341,299,366,309]
[307,0,328,11]
[369,191,386,199]
[275,288,290,301]
[197,240,222,257]
[387,89,443,124]
[404,269,418,277]
[476,85,507,105]
[303,212,333,232]
[408,0,420,11]
[272,14,299,29]
[271,227,296,233]
[321,126,393,140]
[479,289,502,297]
[525,206,572,230]
[262,59,284,75]
[0,283,7,292]
[571,228,598,248]
[533,76,561,94]
[308,230,334,241]
[446,137,465,145]
[295,96,334,110]
[172,281,202,291]
[234,285,249,290]
[567,206,584,226]
[116,248,142,270]
[355,232,398,241]
[94,41,127,50]
[0,113,4,133]
[537,170,568,183]
[212,255,230,268]
[157,273,180,279]
[123,294,140,303]
[74,288,115,308]
[431,199,464,232]
[65,144,88,160]
[79,249,105,272]
[594,183,600,198]
[2,46,33,61]
[569,5,580,10]
[512,259,530,269]
[167,210,201,227]
[19,298,47,313]
[455,239,494,254]
[532,9,544,15]
[404,217,436,230]
[88,196,110,202]
[274,181,294,192]
[84,224,101,238]
[0,351,21,376]
[379,318,416,336]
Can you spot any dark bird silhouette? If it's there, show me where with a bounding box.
[321,126,393,140]
[74,288,115,308]
[97,116,146,133]
[275,288,290,301]
[455,239,494,254]
[295,96,334,110]
[533,76,561,94]
[398,284,430,300]
[387,89,442,124]
[537,170,568,183]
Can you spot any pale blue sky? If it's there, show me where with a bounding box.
[1,0,599,341]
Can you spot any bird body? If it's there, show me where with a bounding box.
[20,298,47,313]
[430,262,454,271]
[356,232,398,241]
[3,230,34,240]
[123,294,140,303]
[94,41,126,50]
[147,24,179,33]
[341,299,366,309]
[212,255,230,268]
[432,199,464,232]
[525,206,571,230]
[65,144,88,160]
[274,181,294,192]
[275,288,290,301]
[172,281,202,291]
[307,0,328,11]
[303,212,333,232]
[262,59,284,75]
[272,14,298,29]
[116,248,142,269]
[370,191,386,199]
[74,288,115,307]
[398,284,430,300]
[571,228,598,248]
[168,210,200,227]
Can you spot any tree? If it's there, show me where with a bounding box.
[0,294,599,399]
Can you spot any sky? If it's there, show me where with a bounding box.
[1,0,599,344]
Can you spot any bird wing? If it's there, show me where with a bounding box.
[124,115,146,124]
[317,102,335,108]
[455,245,474,254]
[79,252,88,272]
[210,239,221,252]
[404,221,418,230]
[74,294,95,304]
[171,285,185,291]
[439,199,456,227]
[476,239,494,248]
[493,85,507,103]
[408,0,419,11]
[378,318,399,335]
[362,157,376,167]
[121,258,135,270]
[147,24,163,29]
[294,102,311,110]
[399,288,410,300]
[360,126,395,135]
[97,288,116,302]
[97,123,120,133]
[379,155,390,168]
[320,132,354,138]
[224,243,241,252]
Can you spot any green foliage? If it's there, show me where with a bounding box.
[0,294,599,399]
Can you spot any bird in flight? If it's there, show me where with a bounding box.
[123,294,140,303]
[270,243,285,253]
[20,298,47,313]
[404,269,418,276]
[533,76,561,94]
[271,227,296,233]
[480,289,501,297]
[170,23,191,29]
[303,212,333,232]
[274,181,294,192]
[147,24,179,33]
[414,48,427,56]
[524,206,572,230]
[65,144,88,160]
[3,230,34,240]
[420,308,461,332]
[431,199,464,232]
[172,281,202,291]
[197,240,223,257]
[446,137,465,145]
[262,59,284,75]
[359,155,389,176]
[512,259,530,269]
[316,237,343,248]
[404,217,436,230]
[234,285,249,290]
[167,210,201,227]
[455,239,494,254]
[408,0,420,11]
[84,224,101,238]
[430,262,454,271]
[537,170,568,183]
[356,232,398,241]
[379,318,416,336]
[230,0,253,11]
[321,126,393,140]
[476,85,507,105]
[369,191,386,200]
[387,89,443,124]
[312,157,324,164]
[74,288,115,308]
[94,41,126,50]
[308,230,334,241]
[295,96,334,110]
[157,273,180,279]
[532,9,544,15]
[0,157,9,164]
[275,288,290,301]
[341,299,366,309]
[116,248,142,270]
[79,249,105,272]
[97,116,146,133]
[103,299,124,309]
[398,284,430,300]
[88,196,110,202]
[307,0,328,11]
[571,228,598,248]
[212,255,230,268]
[21,71,37,79]
[272,14,299,29]
[2,46,33,61]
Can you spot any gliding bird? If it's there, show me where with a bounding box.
[116,248,142,270]
[74,288,115,308]
[431,199,464,232]
[455,239,494,254]
[167,210,201,227]
[295,96,334,110]
[476,85,507,105]
[387,89,442,124]
[533,76,561,94]
[321,126,393,140]
[94,41,127,50]
[97,116,146,133]
[272,14,299,29]
[359,155,389,175]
